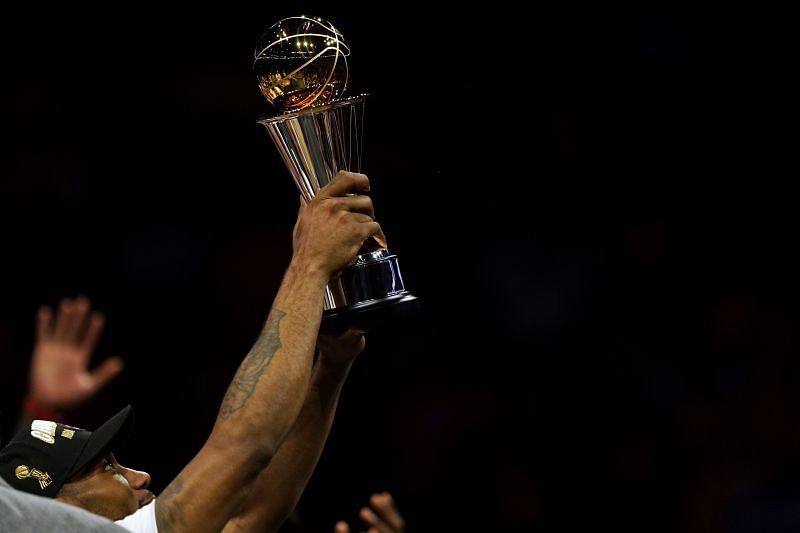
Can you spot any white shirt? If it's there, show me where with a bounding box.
[115,499,158,533]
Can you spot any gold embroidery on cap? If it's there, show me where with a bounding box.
[60,428,75,439]
[15,465,29,479]
[15,465,53,490]
[30,420,57,445]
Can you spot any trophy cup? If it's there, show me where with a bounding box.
[254,15,419,330]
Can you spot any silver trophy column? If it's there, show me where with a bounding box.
[259,95,419,330]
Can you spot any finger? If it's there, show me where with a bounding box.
[372,228,388,249]
[342,212,375,224]
[87,357,124,393]
[320,171,370,198]
[72,295,92,344]
[53,298,74,341]
[359,507,393,533]
[36,306,54,341]
[80,312,106,355]
[336,211,377,232]
[370,493,404,531]
[359,221,382,241]
[334,521,350,533]
[333,195,375,218]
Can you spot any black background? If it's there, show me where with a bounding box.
[1,5,796,532]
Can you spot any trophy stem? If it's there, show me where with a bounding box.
[259,95,368,198]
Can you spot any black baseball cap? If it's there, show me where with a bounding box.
[0,405,134,498]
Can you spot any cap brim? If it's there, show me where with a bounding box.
[68,405,134,479]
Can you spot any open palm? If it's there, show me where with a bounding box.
[29,296,123,410]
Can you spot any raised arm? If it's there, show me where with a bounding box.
[153,171,380,533]
[222,327,366,532]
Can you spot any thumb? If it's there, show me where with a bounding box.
[88,356,125,392]
[334,522,350,533]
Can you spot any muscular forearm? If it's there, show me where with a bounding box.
[223,358,351,533]
[156,259,328,533]
[213,260,328,452]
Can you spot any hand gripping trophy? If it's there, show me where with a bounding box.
[255,15,419,330]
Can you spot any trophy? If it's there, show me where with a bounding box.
[254,15,419,330]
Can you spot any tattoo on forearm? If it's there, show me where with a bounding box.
[155,476,186,533]
[219,308,286,419]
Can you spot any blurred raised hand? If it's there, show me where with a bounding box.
[28,296,123,411]
[335,492,405,533]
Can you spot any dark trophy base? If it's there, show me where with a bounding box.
[321,292,420,332]
[319,249,419,332]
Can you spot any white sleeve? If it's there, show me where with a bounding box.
[115,499,158,533]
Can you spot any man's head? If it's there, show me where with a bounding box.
[0,405,153,520]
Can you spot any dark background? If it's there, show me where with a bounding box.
[1,5,796,532]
